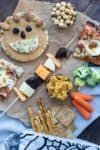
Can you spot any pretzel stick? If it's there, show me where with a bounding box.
[37,100,50,132]
[27,107,37,131]
[34,116,43,132]
[46,110,55,133]
[37,110,48,133]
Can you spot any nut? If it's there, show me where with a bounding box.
[55,10,60,16]
[63,15,68,20]
[51,11,56,17]
[56,3,60,8]
[53,7,57,12]
[36,19,44,27]
[60,6,65,11]
[57,15,62,20]
[60,11,65,16]
[0,22,10,31]
[25,10,33,22]
[54,19,59,25]
[13,14,20,23]
[61,1,66,6]
[59,22,66,28]
[60,19,64,23]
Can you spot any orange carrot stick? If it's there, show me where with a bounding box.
[73,95,93,112]
[71,92,93,101]
[72,100,91,119]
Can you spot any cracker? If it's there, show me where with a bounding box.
[52,105,75,128]
[1,12,48,62]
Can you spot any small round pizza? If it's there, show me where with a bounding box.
[0,10,48,62]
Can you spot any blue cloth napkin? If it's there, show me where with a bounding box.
[0,112,99,150]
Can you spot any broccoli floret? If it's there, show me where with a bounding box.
[74,77,86,90]
[86,70,100,87]
[73,66,92,79]
[86,76,97,87]
[92,69,100,83]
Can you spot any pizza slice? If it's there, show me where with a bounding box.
[0,59,23,99]
[73,21,100,65]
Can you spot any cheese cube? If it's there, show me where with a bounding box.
[19,82,35,97]
[44,58,55,72]
[46,53,61,68]
[35,64,51,80]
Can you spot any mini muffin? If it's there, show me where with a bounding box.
[51,2,77,28]
[47,75,72,101]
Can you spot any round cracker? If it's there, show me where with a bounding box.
[1,12,48,62]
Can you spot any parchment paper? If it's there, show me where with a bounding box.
[0,0,91,124]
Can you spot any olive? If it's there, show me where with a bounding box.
[12,27,20,34]
[55,47,67,58]
[26,76,44,89]
[25,25,32,32]
[20,31,26,39]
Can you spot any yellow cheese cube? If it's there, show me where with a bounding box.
[35,64,51,80]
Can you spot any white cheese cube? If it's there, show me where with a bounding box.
[19,82,35,97]
[44,58,56,72]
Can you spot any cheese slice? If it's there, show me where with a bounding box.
[19,82,35,97]
[10,37,39,54]
[44,58,55,72]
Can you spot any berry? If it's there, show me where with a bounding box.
[55,47,67,58]
[20,31,26,39]
[26,25,32,32]
[12,27,20,34]
[26,76,43,89]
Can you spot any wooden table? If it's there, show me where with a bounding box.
[0,0,100,145]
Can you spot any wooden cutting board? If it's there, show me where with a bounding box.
[0,0,96,124]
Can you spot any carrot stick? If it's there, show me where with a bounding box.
[73,95,93,112]
[71,92,93,101]
[72,100,91,119]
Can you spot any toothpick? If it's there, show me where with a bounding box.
[0,96,19,118]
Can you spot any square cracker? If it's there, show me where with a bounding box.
[53,105,75,128]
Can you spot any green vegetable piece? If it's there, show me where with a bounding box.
[92,69,100,83]
[74,77,86,90]
[73,66,92,79]
[86,70,100,87]
[86,76,97,87]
